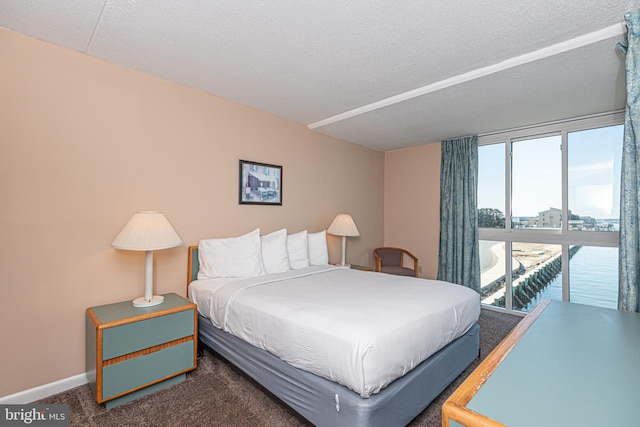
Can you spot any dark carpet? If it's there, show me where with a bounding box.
[36,309,521,427]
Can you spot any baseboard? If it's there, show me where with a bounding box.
[0,373,89,404]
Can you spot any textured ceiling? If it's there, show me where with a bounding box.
[1,1,638,151]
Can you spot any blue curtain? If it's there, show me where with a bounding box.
[437,135,481,292]
[619,10,640,312]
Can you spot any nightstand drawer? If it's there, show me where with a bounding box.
[102,341,194,400]
[102,309,194,360]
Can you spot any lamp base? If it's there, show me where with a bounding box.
[132,295,164,308]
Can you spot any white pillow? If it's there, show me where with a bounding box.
[308,230,329,265]
[287,230,310,269]
[261,228,290,274]
[197,228,265,279]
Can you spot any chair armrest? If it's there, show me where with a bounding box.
[403,249,419,277]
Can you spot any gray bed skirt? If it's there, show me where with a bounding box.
[198,315,480,427]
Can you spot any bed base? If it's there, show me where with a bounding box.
[198,315,479,427]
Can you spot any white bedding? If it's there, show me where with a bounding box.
[189,265,480,398]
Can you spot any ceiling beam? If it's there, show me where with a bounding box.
[308,22,627,130]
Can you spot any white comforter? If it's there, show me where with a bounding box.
[189,265,480,398]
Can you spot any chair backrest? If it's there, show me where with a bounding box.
[374,247,403,266]
[374,247,419,277]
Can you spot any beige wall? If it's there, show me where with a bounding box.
[0,29,385,397]
[384,144,441,279]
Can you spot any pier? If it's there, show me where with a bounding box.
[481,245,582,310]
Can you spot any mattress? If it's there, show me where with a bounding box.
[190,265,480,398]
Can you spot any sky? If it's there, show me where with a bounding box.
[478,124,623,219]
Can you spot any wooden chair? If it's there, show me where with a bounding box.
[373,247,419,277]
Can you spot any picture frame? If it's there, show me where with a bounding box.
[239,160,283,205]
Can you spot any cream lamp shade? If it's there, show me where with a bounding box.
[112,210,182,307]
[327,213,360,266]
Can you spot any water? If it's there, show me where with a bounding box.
[523,246,618,311]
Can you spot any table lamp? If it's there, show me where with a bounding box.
[112,211,182,307]
[327,213,360,266]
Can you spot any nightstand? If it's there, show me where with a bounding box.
[86,293,197,409]
[350,264,373,271]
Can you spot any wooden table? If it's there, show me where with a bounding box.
[443,299,640,426]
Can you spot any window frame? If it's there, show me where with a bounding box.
[478,111,623,312]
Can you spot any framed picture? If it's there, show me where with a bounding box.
[239,160,283,205]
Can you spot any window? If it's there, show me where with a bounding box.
[479,240,506,307]
[512,135,562,228]
[478,144,505,228]
[567,126,622,232]
[478,113,623,313]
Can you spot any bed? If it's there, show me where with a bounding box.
[186,229,480,426]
